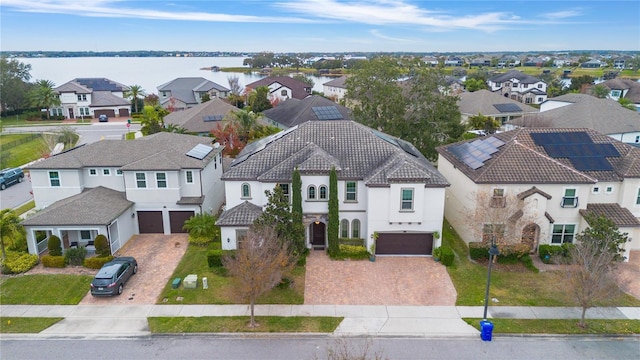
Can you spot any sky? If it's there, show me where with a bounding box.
[1,0,639,53]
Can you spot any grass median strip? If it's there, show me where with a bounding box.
[0,317,63,333]
[0,275,93,305]
[148,316,343,333]
[463,318,640,335]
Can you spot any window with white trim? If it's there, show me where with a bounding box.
[279,184,290,202]
[637,188,640,205]
[345,181,357,202]
[491,188,506,208]
[116,169,123,176]
[307,185,316,200]
[340,219,349,238]
[156,173,167,188]
[185,170,193,184]
[605,186,613,194]
[400,188,414,211]
[136,173,146,188]
[79,107,90,116]
[319,185,327,200]
[102,169,110,176]
[241,183,251,199]
[77,94,87,101]
[49,171,60,187]
[592,186,600,194]
[551,224,575,244]
[351,219,360,238]
[89,169,97,176]
[561,188,578,208]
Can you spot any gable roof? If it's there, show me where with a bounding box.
[534,94,640,135]
[458,89,539,116]
[90,91,130,107]
[437,127,640,184]
[164,98,239,133]
[600,78,640,103]
[323,76,348,89]
[580,203,640,227]
[27,132,222,171]
[245,76,312,100]
[21,187,133,226]
[262,95,352,128]
[489,70,543,84]
[223,121,449,187]
[54,78,129,107]
[157,77,230,105]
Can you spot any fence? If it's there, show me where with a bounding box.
[0,133,41,152]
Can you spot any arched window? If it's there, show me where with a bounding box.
[319,185,327,200]
[351,219,360,238]
[241,183,251,198]
[307,185,316,200]
[340,219,349,238]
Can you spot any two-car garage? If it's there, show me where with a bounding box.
[137,210,194,234]
[375,232,434,255]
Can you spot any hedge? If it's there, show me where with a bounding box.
[42,255,65,268]
[64,247,87,266]
[331,244,369,260]
[0,251,39,274]
[470,242,530,263]
[538,243,575,264]
[83,256,114,269]
[469,242,489,260]
[207,249,223,268]
[440,246,455,266]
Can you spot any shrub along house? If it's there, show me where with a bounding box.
[436,128,640,261]
[217,120,450,255]
[22,132,225,256]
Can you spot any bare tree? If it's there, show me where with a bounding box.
[227,75,242,96]
[222,224,296,328]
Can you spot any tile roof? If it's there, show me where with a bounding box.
[458,89,539,116]
[533,94,640,135]
[21,187,133,226]
[27,132,222,171]
[517,186,552,200]
[489,70,543,84]
[90,91,129,107]
[245,76,312,100]
[579,203,640,227]
[262,95,352,128]
[323,76,348,88]
[437,128,640,184]
[223,121,449,187]
[216,201,263,226]
[157,77,230,105]
[164,98,239,133]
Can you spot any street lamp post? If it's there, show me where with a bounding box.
[483,236,501,320]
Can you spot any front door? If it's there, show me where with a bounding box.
[311,222,325,248]
[68,108,74,119]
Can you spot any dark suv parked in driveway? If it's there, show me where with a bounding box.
[0,168,24,190]
[90,257,138,296]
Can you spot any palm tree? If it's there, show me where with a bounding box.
[0,209,22,260]
[229,109,258,142]
[29,79,60,120]
[124,85,146,114]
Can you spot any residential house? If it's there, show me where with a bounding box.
[437,128,640,261]
[487,70,548,104]
[613,56,633,69]
[497,55,521,68]
[522,57,546,67]
[23,133,225,256]
[581,59,605,68]
[217,120,450,255]
[597,78,640,110]
[261,95,352,130]
[518,94,640,144]
[469,57,492,67]
[164,98,240,135]
[444,57,465,67]
[458,89,539,126]
[157,77,230,111]
[52,78,130,119]
[322,76,348,101]
[245,76,312,104]
[444,76,465,95]
[421,56,439,67]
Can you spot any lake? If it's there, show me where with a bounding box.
[18,57,335,95]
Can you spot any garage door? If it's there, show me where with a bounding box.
[376,233,433,255]
[169,211,195,233]
[119,108,130,117]
[137,211,164,233]
[94,109,116,118]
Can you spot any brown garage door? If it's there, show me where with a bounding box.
[138,211,164,233]
[119,108,130,117]
[169,211,195,233]
[94,109,116,118]
[376,233,433,255]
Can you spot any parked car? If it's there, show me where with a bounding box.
[98,114,108,122]
[90,257,138,296]
[0,168,24,190]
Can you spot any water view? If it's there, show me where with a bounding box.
[19,57,335,95]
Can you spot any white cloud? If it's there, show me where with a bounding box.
[542,9,583,20]
[370,29,415,42]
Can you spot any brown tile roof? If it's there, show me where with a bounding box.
[517,186,552,200]
[579,203,640,227]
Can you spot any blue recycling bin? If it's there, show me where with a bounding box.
[480,320,494,341]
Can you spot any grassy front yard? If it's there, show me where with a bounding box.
[157,242,305,304]
[463,318,640,335]
[148,316,342,333]
[0,317,63,333]
[442,220,640,307]
[0,275,93,304]
[0,133,47,168]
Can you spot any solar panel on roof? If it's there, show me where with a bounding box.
[448,136,506,170]
[186,143,213,160]
[312,106,344,120]
[75,78,122,92]
[203,115,224,122]
[493,103,522,113]
[531,132,592,146]
[397,140,421,157]
[569,157,614,171]
[545,143,621,158]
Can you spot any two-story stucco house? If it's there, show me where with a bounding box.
[158,77,230,111]
[487,70,548,105]
[245,76,312,104]
[52,78,131,119]
[437,128,640,261]
[22,133,225,256]
[322,76,348,102]
[216,120,450,255]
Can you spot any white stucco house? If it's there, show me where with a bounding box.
[52,78,131,119]
[437,128,640,261]
[22,132,225,256]
[216,120,450,255]
[322,76,348,101]
[157,77,230,111]
[487,70,548,105]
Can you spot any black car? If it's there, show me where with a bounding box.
[90,257,138,296]
[98,114,108,122]
[0,168,24,190]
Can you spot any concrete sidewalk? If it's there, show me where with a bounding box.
[1,305,638,337]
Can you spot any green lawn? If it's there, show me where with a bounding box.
[148,316,342,333]
[0,317,63,333]
[157,242,305,304]
[0,133,47,168]
[442,219,640,307]
[13,200,35,215]
[0,275,93,304]
[463,318,640,335]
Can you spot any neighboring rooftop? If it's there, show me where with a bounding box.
[262,95,352,128]
[579,203,640,228]
[489,70,544,84]
[458,89,539,116]
[245,76,312,100]
[323,76,348,89]
[157,77,230,105]
[164,98,239,133]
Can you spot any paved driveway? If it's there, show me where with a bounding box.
[79,234,188,305]
[615,250,640,300]
[304,251,457,305]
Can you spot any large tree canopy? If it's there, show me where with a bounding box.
[0,57,32,113]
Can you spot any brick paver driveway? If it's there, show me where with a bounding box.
[304,251,457,305]
[79,234,188,305]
